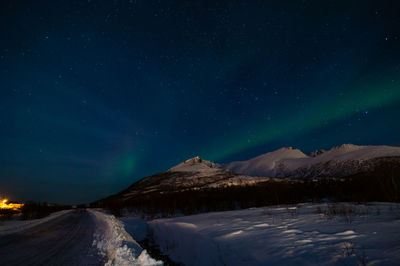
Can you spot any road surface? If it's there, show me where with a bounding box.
[0,209,103,265]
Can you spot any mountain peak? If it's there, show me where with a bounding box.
[331,143,362,151]
[169,156,218,172]
[184,156,203,164]
[223,146,308,177]
[262,146,308,158]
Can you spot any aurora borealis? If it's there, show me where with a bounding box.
[1,1,399,203]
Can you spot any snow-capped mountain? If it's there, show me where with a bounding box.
[223,144,400,178]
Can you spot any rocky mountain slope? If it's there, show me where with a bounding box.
[112,156,273,202]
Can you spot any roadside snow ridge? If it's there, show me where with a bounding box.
[89,209,162,266]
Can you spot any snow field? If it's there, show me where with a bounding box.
[148,203,400,265]
[88,209,162,266]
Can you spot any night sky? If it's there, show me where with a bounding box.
[1,1,399,204]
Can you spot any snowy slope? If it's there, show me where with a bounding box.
[148,203,400,266]
[224,147,308,177]
[307,144,400,162]
[224,144,400,177]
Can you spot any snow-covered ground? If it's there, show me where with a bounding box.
[0,209,72,236]
[88,209,162,266]
[148,203,400,265]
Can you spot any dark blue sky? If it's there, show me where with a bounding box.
[1,0,399,204]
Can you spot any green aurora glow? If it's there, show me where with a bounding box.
[205,78,400,161]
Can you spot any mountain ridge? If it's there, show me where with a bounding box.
[94,144,400,208]
[223,144,400,177]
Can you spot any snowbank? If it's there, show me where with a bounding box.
[148,203,400,265]
[0,209,72,236]
[88,209,162,266]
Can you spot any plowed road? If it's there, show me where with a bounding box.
[0,210,102,265]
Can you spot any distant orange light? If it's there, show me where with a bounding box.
[0,198,24,210]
